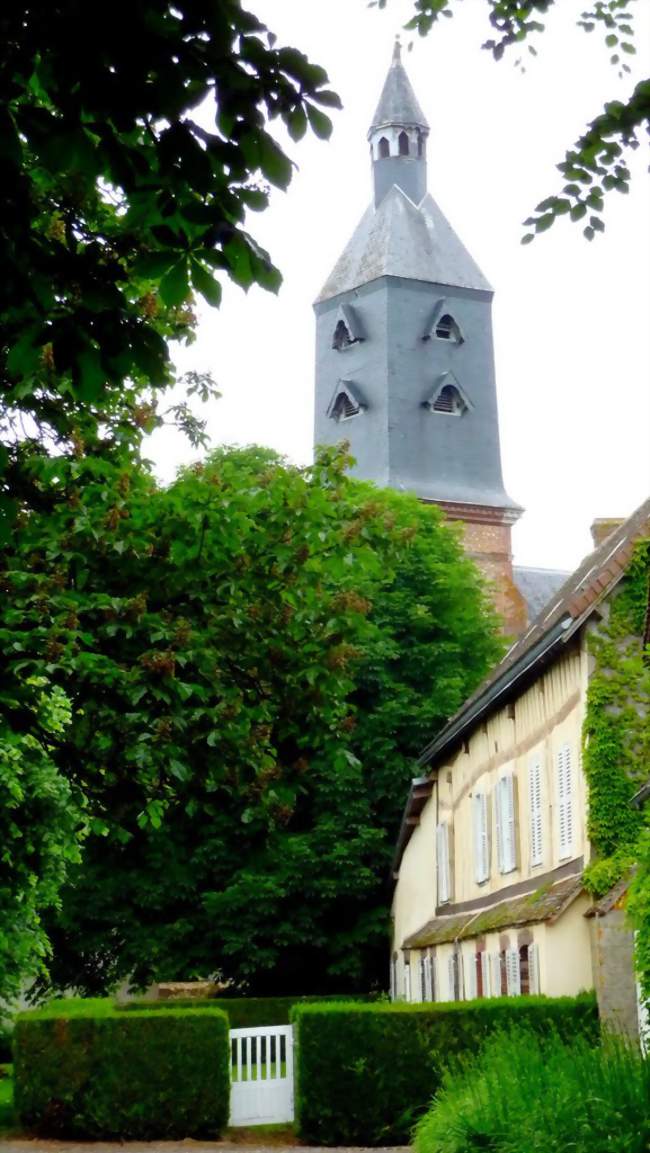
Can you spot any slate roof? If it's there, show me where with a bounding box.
[316,186,492,303]
[513,565,569,623]
[403,874,584,949]
[369,40,429,132]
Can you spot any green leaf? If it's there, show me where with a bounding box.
[534,213,555,233]
[191,259,223,307]
[306,103,333,141]
[258,135,293,189]
[159,259,190,306]
[287,106,308,142]
[74,347,105,402]
[134,251,180,279]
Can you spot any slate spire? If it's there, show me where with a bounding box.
[369,38,429,134]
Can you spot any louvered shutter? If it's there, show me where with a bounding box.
[403,961,411,1002]
[437,822,450,904]
[558,744,574,859]
[465,954,477,1001]
[528,943,540,995]
[503,775,517,872]
[447,953,456,1002]
[423,952,433,1002]
[494,785,504,872]
[431,951,439,1002]
[529,757,543,866]
[505,949,521,996]
[473,792,489,883]
[481,951,490,998]
[390,957,396,1001]
[491,952,502,998]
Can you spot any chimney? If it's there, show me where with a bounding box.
[590,518,625,548]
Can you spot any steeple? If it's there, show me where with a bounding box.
[313,43,527,635]
[368,40,429,208]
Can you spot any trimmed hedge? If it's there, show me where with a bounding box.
[123,993,372,1028]
[13,999,230,1139]
[291,994,599,1146]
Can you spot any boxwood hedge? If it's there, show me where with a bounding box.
[291,994,599,1146]
[122,992,372,1028]
[13,999,229,1139]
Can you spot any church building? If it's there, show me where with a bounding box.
[314,41,565,634]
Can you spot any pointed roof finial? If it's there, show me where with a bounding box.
[368,37,429,135]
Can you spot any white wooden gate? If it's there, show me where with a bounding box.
[229,1025,294,1126]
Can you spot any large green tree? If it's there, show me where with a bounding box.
[1,446,501,994]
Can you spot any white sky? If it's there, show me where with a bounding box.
[149,0,650,571]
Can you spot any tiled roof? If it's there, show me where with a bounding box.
[403,874,584,949]
[369,41,429,132]
[513,565,569,623]
[419,497,650,769]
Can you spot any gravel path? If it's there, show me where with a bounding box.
[0,1144,410,1153]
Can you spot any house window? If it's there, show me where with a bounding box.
[436,821,451,904]
[494,774,517,874]
[398,130,409,156]
[557,743,574,859]
[505,948,521,996]
[435,313,462,342]
[529,756,544,867]
[431,384,467,415]
[378,136,390,158]
[332,319,352,350]
[473,791,490,883]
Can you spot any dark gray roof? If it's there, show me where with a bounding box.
[316,185,492,303]
[369,41,429,133]
[514,565,569,622]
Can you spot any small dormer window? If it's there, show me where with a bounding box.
[432,384,466,415]
[378,136,390,159]
[435,314,462,342]
[398,131,409,156]
[331,392,361,421]
[333,320,352,351]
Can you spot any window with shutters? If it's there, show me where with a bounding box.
[431,949,439,1002]
[421,951,434,1002]
[491,952,503,998]
[465,952,477,1000]
[436,821,451,905]
[495,774,517,874]
[447,949,461,1001]
[529,756,544,867]
[519,944,530,995]
[557,743,574,859]
[431,383,467,415]
[506,948,521,996]
[528,943,540,994]
[403,960,411,1002]
[473,791,490,883]
[480,950,490,998]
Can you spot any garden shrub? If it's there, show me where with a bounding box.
[13,999,229,1139]
[414,1026,650,1153]
[123,992,372,1028]
[0,1016,13,1063]
[291,994,599,1146]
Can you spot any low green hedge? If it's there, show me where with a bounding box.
[123,993,372,1028]
[291,994,599,1146]
[13,999,229,1139]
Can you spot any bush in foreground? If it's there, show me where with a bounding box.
[415,1027,650,1153]
[291,994,598,1145]
[13,1000,229,1139]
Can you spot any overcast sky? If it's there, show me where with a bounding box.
[149,0,650,571]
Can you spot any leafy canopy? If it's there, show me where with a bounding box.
[376,0,649,240]
[1,445,501,995]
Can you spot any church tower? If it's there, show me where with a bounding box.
[313,41,527,634]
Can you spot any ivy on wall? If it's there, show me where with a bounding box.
[581,539,650,997]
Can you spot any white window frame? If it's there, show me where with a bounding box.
[557,743,574,860]
[529,756,544,867]
[473,790,490,883]
[437,821,451,904]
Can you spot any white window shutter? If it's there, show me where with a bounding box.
[528,943,540,995]
[466,954,477,1001]
[390,957,396,1001]
[503,775,516,872]
[423,952,433,1001]
[437,822,450,904]
[529,757,543,867]
[432,952,439,1002]
[404,961,411,1002]
[447,953,456,1001]
[474,792,489,883]
[494,785,504,873]
[480,950,490,998]
[558,744,574,859]
[491,952,502,997]
[505,948,521,996]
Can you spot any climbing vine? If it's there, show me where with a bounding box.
[581,537,650,998]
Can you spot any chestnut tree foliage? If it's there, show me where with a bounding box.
[379,0,649,240]
[2,447,501,994]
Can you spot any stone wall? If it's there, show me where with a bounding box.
[589,905,640,1039]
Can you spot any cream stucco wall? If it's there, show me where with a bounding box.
[391,781,438,957]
